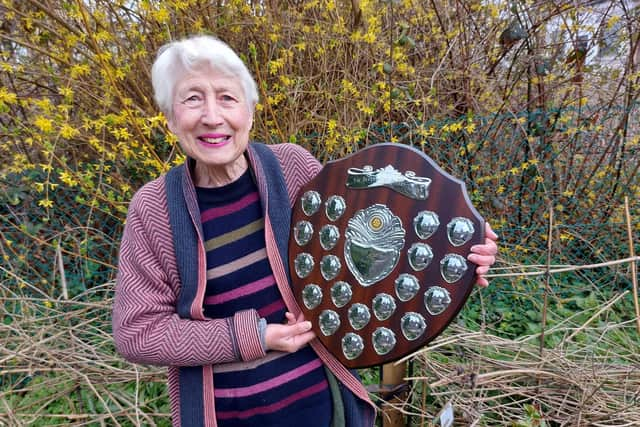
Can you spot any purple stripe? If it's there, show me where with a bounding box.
[204,275,275,305]
[214,359,323,398]
[216,380,328,420]
[257,300,286,318]
[200,192,259,223]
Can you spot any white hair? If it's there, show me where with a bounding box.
[151,35,259,116]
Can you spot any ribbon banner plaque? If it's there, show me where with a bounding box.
[288,143,484,368]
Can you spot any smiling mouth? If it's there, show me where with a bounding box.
[199,136,230,145]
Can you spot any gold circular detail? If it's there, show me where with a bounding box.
[370,215,383,231]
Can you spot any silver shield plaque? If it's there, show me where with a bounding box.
[289,143,485,368]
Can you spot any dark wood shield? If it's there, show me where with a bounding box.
[288,143,484,368]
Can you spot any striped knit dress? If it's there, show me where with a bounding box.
[195,169,332,427]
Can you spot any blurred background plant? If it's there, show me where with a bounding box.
[1,0,639,425]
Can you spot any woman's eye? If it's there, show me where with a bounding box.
[181,94,204,107]
[220,94,236,102]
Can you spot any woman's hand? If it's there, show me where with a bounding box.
[265,312,316,353]
[467,222,499,288]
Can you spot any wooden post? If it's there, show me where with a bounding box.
[381,361,407,427]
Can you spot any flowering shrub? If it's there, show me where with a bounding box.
[0,0,638,292]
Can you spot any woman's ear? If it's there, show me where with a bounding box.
[247,103,256,127]
[166,113,176,134]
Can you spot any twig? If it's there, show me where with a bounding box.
[0,266,50,299]
[624,196,640,334]
[55,241,68,300]
[565,290,629,343]
[485,256,640,277]
[428,368,581,388]
[539,205,553,358]
[135,365,141,426]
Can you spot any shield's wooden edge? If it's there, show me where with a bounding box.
[289,143,485,368]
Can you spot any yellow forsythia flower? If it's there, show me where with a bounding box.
[38,198,53,208]
[34,117,54,133]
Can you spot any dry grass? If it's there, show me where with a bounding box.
[1,271,639,426]
[0,283,167,426]
[402,316,640,426]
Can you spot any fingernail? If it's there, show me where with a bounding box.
[304,321,312,330]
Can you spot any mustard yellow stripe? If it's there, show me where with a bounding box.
[204,219,264,252]
[213,351,290,373]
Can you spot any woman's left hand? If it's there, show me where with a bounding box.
[467,222,498,288]
[264,312,316,353]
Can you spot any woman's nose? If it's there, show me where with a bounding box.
[201,99,223,125]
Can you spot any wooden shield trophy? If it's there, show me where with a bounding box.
[288,143,484,368]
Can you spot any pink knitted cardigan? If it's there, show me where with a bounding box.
[113,143,375,427]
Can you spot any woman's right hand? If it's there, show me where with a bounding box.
[265,312,316,352]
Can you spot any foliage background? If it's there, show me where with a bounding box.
[1,0,639,425]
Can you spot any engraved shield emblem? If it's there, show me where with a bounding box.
[344,204,405,286]
[289,143,485,368]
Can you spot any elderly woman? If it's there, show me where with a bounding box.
[112,35,498,427]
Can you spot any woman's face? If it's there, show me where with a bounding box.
[168,65,254,186]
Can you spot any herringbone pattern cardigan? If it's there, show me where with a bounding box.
[113,143,375,427]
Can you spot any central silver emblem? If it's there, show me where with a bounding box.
[344,204,405,286]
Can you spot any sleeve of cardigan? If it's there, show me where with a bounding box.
[112,186,266,367]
